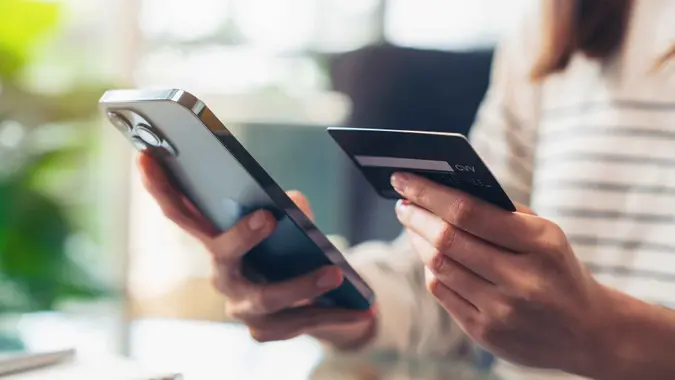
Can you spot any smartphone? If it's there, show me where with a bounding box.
[327,127,516,212]
[99,89,374,310]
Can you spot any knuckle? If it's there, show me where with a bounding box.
[248,328,272,343]
[408,182,429,204]
[209,248,237,273]
[252,287,278,314]
[225,303,247,321]
[434,223,458,252]
[472,324,492,344]
[429,250,447,273]
[203,237,221,254]
[493,301,517,326]
[537,221,569,254]
[249,327,295,343]
[466,314,488,341]
[206,239,242,266]
[448,196,476,227]
[224,307,237,320]
[471,315,502,344]
[425,274,444,296]
[210,274,227,294]
[208,247,232,266]
[209,253,227,267]
[517,281,545,303]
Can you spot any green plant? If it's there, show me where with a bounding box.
[0,0,111,315]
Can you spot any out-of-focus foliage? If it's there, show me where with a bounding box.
[0,0,111,313]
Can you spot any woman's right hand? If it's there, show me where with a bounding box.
[136,153,376,349]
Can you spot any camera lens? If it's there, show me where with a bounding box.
[107,112,132,132]
[135,124,162,147]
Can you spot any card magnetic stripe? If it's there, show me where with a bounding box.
[354,155,453,172]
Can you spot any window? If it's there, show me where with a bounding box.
[135,0,385,93]
[385,0,532,49]
[125,0,532,322]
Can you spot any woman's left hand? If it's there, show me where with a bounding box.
[391,172,616,375]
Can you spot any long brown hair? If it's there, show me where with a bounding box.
[531,0,675,80]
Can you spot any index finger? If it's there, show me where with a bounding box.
[391,172,546,252]
[137,153,217,240]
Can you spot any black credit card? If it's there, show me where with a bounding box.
[327,127,516,212]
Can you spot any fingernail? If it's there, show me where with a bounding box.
[396,199,410,212]
[248,212,267,230]
[317,269,342,289]
[391,173,408,193]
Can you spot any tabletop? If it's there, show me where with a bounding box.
[4,314,500,380]
[129,319,499,379]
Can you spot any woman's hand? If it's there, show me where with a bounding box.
[136,153,375,349]
[391,172,616,375]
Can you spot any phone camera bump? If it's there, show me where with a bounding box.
[107,111,132,133]
[135,124,162,147]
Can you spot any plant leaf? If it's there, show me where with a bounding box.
[18,146,86,188]
[0,0,61,78]
[0,83,109,129]
[0,182,108,311]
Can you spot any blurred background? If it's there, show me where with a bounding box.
[0,0,529,374]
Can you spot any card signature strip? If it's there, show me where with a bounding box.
[354,155,454,172]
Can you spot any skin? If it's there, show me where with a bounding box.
[136,153,376,350]
[137,152,675,378]
[391,171,675,379]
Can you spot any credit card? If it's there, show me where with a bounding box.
[328,127,516,212]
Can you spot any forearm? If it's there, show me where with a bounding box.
[587,287,675,380]
[330,236,468,357]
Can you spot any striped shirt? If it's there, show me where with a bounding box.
[344,1,675,379]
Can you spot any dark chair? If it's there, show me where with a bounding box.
[329,44,494,244]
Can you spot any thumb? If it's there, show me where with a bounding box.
[286,190,314,220]
[514,201,537,216]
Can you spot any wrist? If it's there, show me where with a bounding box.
[581,286,675,380]
[576,285,630,379]
[312,315,378,352]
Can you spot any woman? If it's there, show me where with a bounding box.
[137,0,675,378]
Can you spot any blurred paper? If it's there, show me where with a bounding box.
[0,349,75,377]
[3,354,181,380]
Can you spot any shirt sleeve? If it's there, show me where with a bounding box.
[468,13,542,206]
[343,7,542,359]
[344,233,470,358]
